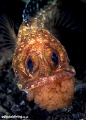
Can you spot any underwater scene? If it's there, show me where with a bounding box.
[0,0,86,119]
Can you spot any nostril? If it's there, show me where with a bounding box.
[39,63,51,77]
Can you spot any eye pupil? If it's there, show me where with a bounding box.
[27,58,34,72]
[51,53,59,66]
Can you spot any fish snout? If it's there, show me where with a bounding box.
[38,61,51,77]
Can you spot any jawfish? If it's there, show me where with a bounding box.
[12,0,76,112]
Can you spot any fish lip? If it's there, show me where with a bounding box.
[20,66,76,91]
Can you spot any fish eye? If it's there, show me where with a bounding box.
[26,55,39,74]
[50,52,59,67]
[26,56,34,73]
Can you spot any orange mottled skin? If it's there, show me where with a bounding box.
[12,0,76,112]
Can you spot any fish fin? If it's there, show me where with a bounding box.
[22,0,49,23]
[80,0,86,4]
[21,0,31,3]
[22,0,61,40]
[56,10,85,32]
[0,14,17,52]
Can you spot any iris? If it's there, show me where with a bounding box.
[51,53,59,66]
[27,57,34,72]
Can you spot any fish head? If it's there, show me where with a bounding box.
[13,26,75,91]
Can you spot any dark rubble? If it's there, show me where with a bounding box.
[0,62,86,120]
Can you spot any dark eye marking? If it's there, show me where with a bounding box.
[51,52,59,67]
[26,57,34,73]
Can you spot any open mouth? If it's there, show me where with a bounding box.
[17,66,76,91]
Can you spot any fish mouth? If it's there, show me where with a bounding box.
[18,66,76,91]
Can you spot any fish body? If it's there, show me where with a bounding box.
[12,0,76,112]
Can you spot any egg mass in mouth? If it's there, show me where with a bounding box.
[13,27,76,112]
[12,0,76,112]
